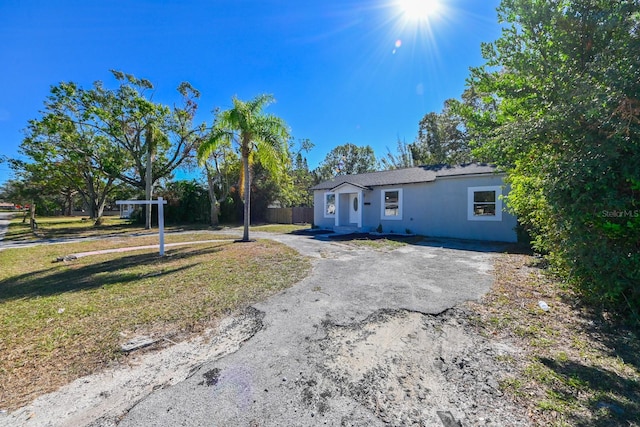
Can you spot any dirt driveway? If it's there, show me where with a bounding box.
[3,232,529,427]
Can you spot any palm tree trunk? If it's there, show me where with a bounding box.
[242,153,251,241]
[205,165,219,227]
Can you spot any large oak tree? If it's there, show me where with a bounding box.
[20,82,123,220]
[17,71,205,228]
[87,71,205,228]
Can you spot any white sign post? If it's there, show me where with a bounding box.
[116,197,168,256]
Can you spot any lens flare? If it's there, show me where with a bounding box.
[397,0,442,22]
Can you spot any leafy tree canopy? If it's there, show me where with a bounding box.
[463,0,640,321]
[13,71,205,223]
[314,143,377,182]
[278,138,315,207]
[379,138,415,170]
[410,99,472,166]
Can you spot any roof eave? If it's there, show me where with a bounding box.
[330,182,371,192]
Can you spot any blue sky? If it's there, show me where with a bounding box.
[0,0,502,185]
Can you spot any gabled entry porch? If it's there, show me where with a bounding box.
[330,182,367,232]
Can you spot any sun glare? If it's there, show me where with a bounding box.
[397,0,442,22]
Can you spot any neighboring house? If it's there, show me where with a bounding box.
[310,163,518,242]
[118,203,137,219]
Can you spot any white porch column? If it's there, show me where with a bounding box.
[357,190,363,228]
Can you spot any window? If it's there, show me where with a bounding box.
[381,189,402,220]
[468,186,502,221]
[473,191,496,216]
[324,192,336,217]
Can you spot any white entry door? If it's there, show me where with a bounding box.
[349,193,359,224]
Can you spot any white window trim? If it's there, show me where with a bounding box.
[324,192,336,218]
[468,186,503,221]
[380,188,403,220]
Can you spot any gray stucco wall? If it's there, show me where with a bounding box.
[313,174,518,242]
[313,191,335,229]
[375,175,517,242]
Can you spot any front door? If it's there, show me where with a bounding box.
[349,193,359,224]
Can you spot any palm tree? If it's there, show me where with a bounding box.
[197,94,290,241]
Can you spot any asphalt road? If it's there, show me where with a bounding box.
[115,232,501,427]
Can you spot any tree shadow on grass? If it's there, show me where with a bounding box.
[586,312,640,371]
[41,224,139,239]
[556,291,640,372]
[0,245,226,302]
[538,356,640,426]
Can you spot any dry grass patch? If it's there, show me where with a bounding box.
[0,237,310,411]
[468,253,640,427]
[335,235,424,251]
[346,238,410,250]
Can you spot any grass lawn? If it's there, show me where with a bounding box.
[3,215,215,242]
[0,226,311,411]
[249,223,311,234]
[3,215,311,242]
[468,254,640,427]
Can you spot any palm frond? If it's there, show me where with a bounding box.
[253,116,289,177]
[196,127,233,165]
[246,94,275,113]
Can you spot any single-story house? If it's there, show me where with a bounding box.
[118,203,137,219]
[310,163,518,242]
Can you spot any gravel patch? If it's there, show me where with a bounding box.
[307,308,530,426]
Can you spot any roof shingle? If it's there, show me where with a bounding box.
[310,163,501,191]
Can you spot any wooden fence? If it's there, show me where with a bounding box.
[265,207,313,224]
